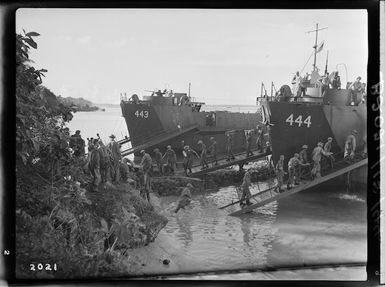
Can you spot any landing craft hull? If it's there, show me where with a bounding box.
[261,89,367,166]
[121,97,262,160]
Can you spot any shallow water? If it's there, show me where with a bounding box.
[126,181,366,277]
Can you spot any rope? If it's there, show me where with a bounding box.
[300,51,315,75]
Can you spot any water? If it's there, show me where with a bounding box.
[68,105,367,278]
[66,106,128,145]
[126,182,366,276]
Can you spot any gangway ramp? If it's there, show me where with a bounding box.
[121,124,198,157]
[228,158,367,216]
[189,150,268,177]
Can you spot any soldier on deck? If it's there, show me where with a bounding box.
[246,131,253,157]
[324,137,335,169]
[208,137,218,166]
[162,145,177,175]
[140,150,152,202]
[275,155,285,193]
[348,77,363,105]
[197,140,209,170]
[183,145,200,175]
[240,170,252,207]
[107,134,122,184]
[311,142,333,178]
[153,148,163,175]
[331,71,341,89]
[344,130,358,162]
[256,125,264,153]
[299,145,311,179]
[226,133,235,161]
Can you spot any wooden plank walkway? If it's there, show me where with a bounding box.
[189,149,269,177]
[228,158,368,216]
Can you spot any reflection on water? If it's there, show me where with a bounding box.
[139,180,367,275]
[156,183,278,270]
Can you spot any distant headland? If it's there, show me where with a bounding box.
[58,96,105,112]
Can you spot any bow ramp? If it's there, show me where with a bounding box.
[121,124,198,157]
[189,151,268,177]
[226,158,367,216]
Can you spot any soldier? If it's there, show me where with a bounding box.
[275,155,285,192]
[140,150,152,202]
[197,140,209,170]
[348,77,363,105]
[287,153,302,189]
[208,137,218,166]
[239,170,252,207]
[183,145,200,175]
[174,183,193,213]
[226,133,235,161]
[265,141,274,170]
[292,71,302,97]
[256,125,264,153]
[311,142,333,178]
[299,145,311,179]
[153,148,163,175]
[162,145,177,174]
[70,130,86,157]
[324,137,335,169]
[246,132,253,157]
[344,130,357,162]
[331,71,341,89]
[88,140,101,192]
[97,138,111,187]
[107,134,122,184]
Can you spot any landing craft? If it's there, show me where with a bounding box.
[258,24,367,166]
[120,87,263,160]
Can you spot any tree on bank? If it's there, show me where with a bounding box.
[15,31,127,278]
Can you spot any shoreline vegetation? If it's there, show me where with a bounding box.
[15,30,166,279]
[58,96,105,112]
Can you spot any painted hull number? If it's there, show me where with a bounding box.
[135,110,149,118]
[285,114,311,127]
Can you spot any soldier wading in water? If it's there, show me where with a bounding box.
[174,183,193,213]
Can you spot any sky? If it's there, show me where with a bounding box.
[16,9,368,105]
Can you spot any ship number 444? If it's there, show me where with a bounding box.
[135,110,149,118]
[285,114,312,127]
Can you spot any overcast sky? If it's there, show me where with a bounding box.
[16,9,367,105]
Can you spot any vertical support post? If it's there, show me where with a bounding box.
[313,23,318,71]
[346,171,351,193]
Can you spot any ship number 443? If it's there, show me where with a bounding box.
[285,114,312,127]
[134,110,149,118]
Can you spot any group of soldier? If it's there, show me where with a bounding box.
[274,129,362,193]
[291,70,366,105]
[237,129,364,208]
[86,133,123,192]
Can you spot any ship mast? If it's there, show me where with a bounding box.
[307,23,328,71]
